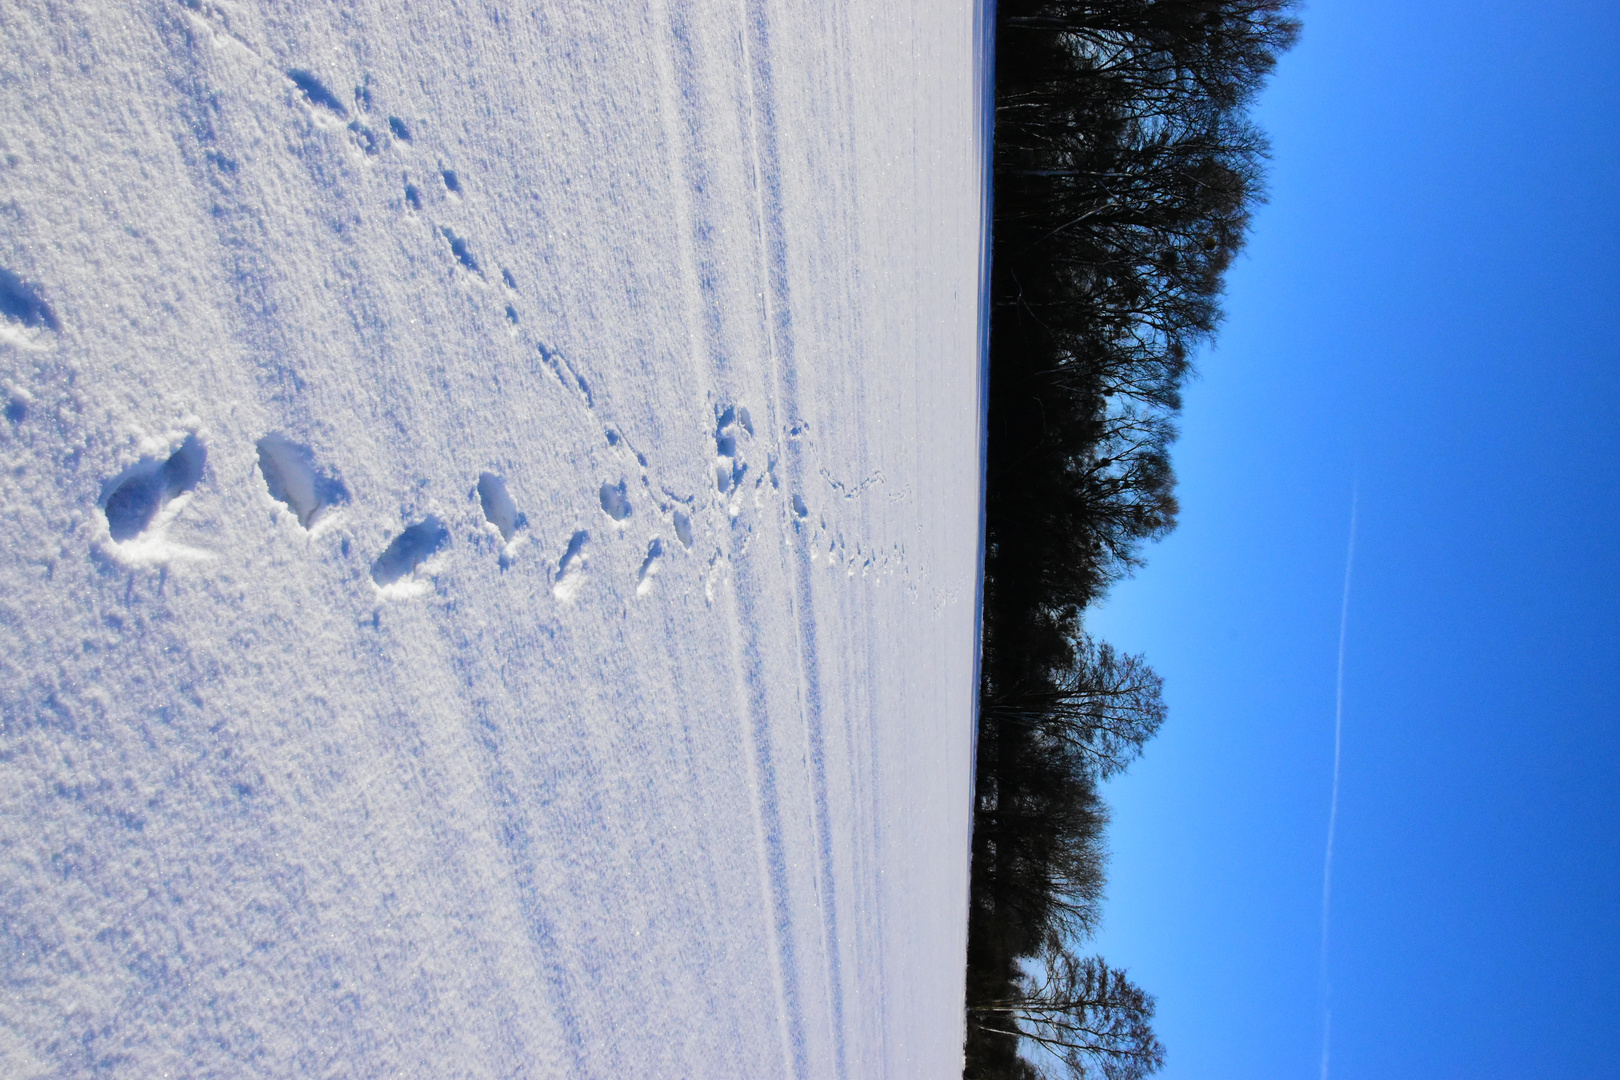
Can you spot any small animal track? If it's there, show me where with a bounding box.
[553,530,589,601]
[440,228,480,273]
[404,180,422,211]
[371,516,449,586]
[636,538,663,595]
[715,410,738,459]
[567,362,592,406]
[672,509,693,548]
[501,268,518,291]
[476,472,524,541]
[818,465,886,500]
[713,405,749,495]
[791,493,809,519]
[441,169,461,195]
[349,121,381,155]
[255,433,348,528]
[599,479,632,522]
[102,434,206,541]
[0,267,60,334]
[538,345,594,408]
[388,116,412,142]
[604,427,640,461]
[287,69,346,116]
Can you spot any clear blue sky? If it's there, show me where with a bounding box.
[1085,0,1620,1076]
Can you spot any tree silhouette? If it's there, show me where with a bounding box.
[971,950,1164,1080]
[984,637,1167,781]
[966,2,1298,1076]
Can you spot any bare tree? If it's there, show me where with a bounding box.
[970,949,1165,1080]
[968,4,1298,1076]
[985,637,1167,780]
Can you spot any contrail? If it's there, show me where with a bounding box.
[1319,488,1358,1080]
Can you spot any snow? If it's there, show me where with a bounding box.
[0,1,988,1077]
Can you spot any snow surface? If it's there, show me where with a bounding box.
[0,1,989,1076]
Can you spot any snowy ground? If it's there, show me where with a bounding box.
[0,1,987,1077]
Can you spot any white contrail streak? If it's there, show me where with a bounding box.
[1319,488,1358,1080]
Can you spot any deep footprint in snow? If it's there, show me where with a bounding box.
[371,516,449,587]
[0,268,60,334]
[287,69,347,116]
[553,530,589,602]
[102,434,206,542]
[636,538,664,596]
[599,480,631,522]
[256,433,349,528]
[441,228,480,273]
[713,405,749,495]
[476,472,525,542]
[672,509,693,548]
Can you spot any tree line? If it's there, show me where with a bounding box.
[966,3,1298,1078]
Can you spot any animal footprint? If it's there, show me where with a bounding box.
[714,405,750,497]
[349,121,381,155]
[371,516,449,588]
[553,530,589,602]
[102,434,206,541]
[476,472,523,541]
[287,69,347,116]
[536,344,594,408]
[256,434,348,529]
[0,267,61,346]
[636,538,664,596]
[672,509,693,548]
[599,480,631,522]
[440,228,481,274]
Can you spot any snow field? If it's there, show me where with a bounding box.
[0,1,988,1076]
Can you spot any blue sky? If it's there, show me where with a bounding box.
[1084,0,1620,1076]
